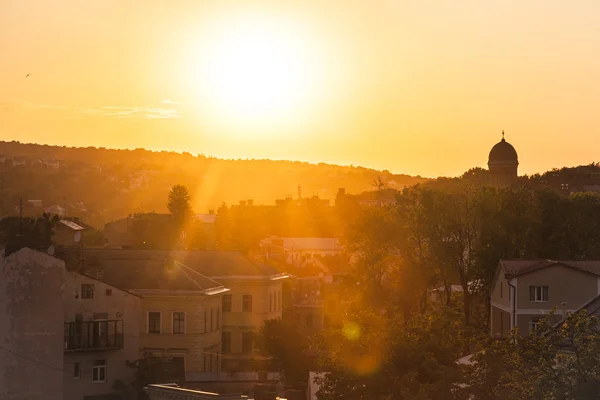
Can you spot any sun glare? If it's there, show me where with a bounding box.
[185,13,326,134]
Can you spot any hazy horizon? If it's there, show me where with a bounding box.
[3,0,600,177]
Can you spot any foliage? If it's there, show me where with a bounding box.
[0,212,60,256]
[0,140,426,227]
[255,318,311,387]
[465,310,600,400]
[167,184,193,225]
[117,352,185,400]
[314,305,470,400]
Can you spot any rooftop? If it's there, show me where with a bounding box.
[500,259,600,278]
[80,250,283,292]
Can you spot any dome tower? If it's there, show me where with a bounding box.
[488,131,518,186]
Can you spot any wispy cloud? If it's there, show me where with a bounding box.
[0,101,181,119]
[77,106,181,119]
[162,99,182,105]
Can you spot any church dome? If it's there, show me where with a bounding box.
[488,133,518,164]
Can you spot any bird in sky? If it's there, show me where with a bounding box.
[25,74,30,78]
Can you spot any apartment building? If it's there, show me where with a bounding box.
[169,251,290,373]
[490,260,600,337]
[80,249,229,381]
[63,271,141,399]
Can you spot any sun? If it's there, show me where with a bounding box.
[185,12,326,133]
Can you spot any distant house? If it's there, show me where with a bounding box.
[259,236,341,263]
[103,213,173,248]
[45,158,60,169]
[54,219,87,247]
[490,260,600,338]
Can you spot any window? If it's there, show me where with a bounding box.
[204,351,212,372]
[242,332,253,353]
[73,362,81,379]
[216,309,220,329]
[529,286,549,302]
[242,295,253,312]
[173,312,185,334]
[278,290,282,310]
[222,295,232,313]
[269,293,273,312]
[81,284,94,299]
[148,312,161,334]
[222,332,231,354]
[274,292,278,311]
[105,288,112,296]
[306,314,313,329]
[92,360,106,383]
[530,318,541,334]
[210,309,214,331]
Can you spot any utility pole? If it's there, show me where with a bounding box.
[17,197,23,247]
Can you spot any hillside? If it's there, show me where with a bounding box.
[0,141,427,227]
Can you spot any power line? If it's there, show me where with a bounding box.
[0,344,65,373]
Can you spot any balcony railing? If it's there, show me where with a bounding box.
[64,320,124,351]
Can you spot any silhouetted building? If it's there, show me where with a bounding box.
[488,131,519,187]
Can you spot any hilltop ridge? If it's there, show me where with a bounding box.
[0,141,427,226]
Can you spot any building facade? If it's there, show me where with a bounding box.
[0,248,65,400]
[79,250,230,382]
[490,260,600,338]
[63,272,141,400]
[173,251,289,373]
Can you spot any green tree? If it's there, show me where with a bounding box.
[315,305,469,400]
[0,212,60,256]
[465,310,600,400]
[255,319,311,387]
[167,185,193,225]
[115,352,185,400]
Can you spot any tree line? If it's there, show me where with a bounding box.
[258,180,600,399]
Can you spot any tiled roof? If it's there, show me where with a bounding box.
[81,249,224,292]
[500,259,600,278]
[80,249,280,292]
[169,251,280,278]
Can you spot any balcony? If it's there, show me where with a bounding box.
[64,320,124,352]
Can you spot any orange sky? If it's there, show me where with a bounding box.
[2,0,600,177]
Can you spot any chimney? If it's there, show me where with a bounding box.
[338,188,346,196]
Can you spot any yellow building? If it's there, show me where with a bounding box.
[170,251,290,373]
[82,250,229,380]
[80,250,288,380]
[63,271,141,399]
